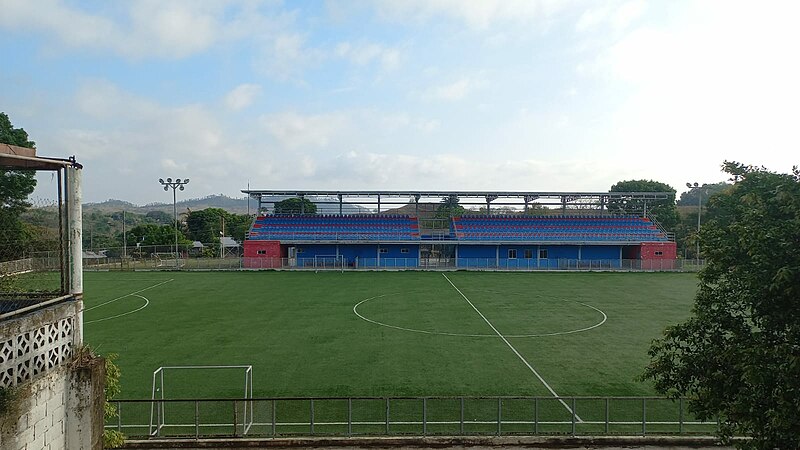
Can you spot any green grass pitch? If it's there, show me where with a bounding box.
[82,271,698,401]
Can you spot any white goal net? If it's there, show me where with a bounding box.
[149,365,254,436]
[154,252,185,268]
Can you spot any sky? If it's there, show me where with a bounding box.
[1,0,798,205]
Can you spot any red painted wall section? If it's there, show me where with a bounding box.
[639,242,677,270]
[243,240,282,268]
[640,242,677,259]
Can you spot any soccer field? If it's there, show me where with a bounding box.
[83,270,698,401]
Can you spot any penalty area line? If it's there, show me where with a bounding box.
[83,279,174,312]
[85,294,149,324]
[441,273,583,422]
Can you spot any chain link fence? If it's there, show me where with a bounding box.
[1,189,66,315]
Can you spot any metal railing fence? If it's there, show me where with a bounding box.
[25,249,707,272]
[108,396,717,439]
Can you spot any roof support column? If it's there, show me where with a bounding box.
[338,194,343,216]
[485,195,498,216]
[524,195,538,214]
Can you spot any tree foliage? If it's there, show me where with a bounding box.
[0,112,38,260]
[274,197,317,215]
[145,210,172,225]
[435,195,466,218]
[126,223,190,247]
[103,353,125,448]
[642,162,800,449]
[608,180,679,230]
[185,208,251,243]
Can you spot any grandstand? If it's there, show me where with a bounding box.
[242,190,677,270]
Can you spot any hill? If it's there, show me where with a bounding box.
[84,194,370,215]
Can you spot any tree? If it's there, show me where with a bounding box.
[126,223,190,247]
[642,162,800,449]
[274,197,317,215]
[608,180,679,230]
[186,208,251,244]
[145,210,172,225]
[0,112,37,260]
[435,195,466,218]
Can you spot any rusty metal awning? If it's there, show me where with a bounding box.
[0,143,79,170]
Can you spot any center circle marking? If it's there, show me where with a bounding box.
[353,291,607,338]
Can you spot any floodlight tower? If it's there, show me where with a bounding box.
[685,182,706,264]
[159,177,190,268]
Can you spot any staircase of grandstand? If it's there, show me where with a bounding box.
[248,214,421,241]
[452,215,669,242]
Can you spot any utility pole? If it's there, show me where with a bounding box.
[685,182,706,265]
[122,210,126,265]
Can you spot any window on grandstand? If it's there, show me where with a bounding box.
[539,249,548,259]
[524,249,533,259]
[400,248,409,254]
[508,249,517,259]
[379,248,388,254]
[257,250,266,255]
[655,251,663,256]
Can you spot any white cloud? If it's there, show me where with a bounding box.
[367,0,576,30]
[416,119,440,133]
[0,0,300,61]
[224,84,263,111]
[584,1,800,189]
[423,78,477,101]
[255,33,325,81]
[56,79,264,202]
[260,111,350,149]
[335,41,402,71]
[310,150,628,192]
[125,1,219,58]
[575,0,645,32]
[0,0,118,49]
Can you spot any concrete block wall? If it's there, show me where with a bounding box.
[0,301,104,450]
[1,366,69,449]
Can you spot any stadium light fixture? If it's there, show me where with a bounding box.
[158,177,190,269]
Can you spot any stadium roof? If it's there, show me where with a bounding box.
[241,189,673,208]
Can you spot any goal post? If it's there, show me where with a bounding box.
[311,254,345,270]
[149,365,254,436]
[154,252,185,268]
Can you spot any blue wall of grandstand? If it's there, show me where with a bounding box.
[243,212,676,269]
[456,244,626,269]
[289,243,421,268]
[582,245,622,260]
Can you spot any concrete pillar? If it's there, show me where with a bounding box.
[67,166,83,297]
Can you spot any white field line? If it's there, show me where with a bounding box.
[84,279,173,312]
[442,273,582,422]
[353,292,607,338]
[85,294,149,324]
